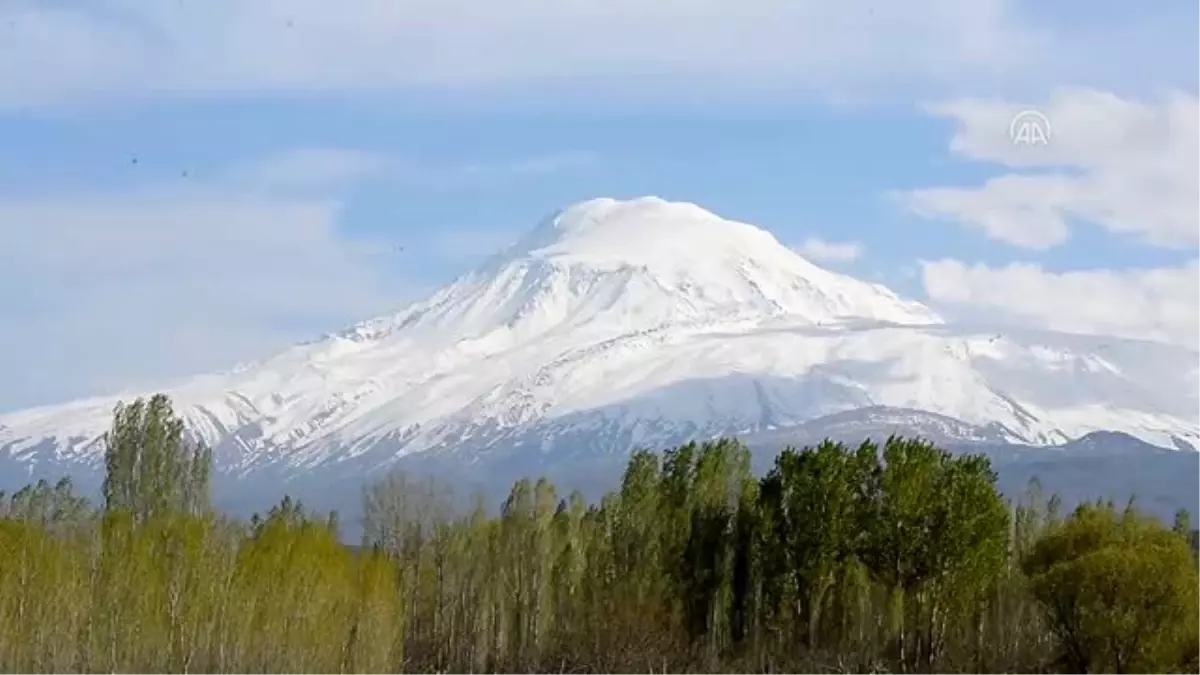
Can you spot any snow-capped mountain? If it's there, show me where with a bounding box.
[1,197,1197,495]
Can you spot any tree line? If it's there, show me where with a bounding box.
[0,393,1195,673]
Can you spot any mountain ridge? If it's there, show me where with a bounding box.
[1,197,1196,492]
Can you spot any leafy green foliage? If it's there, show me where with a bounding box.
[102,393,211,523]
[1024,502,1200,673]
[0,394,1190,673]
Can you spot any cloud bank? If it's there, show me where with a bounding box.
[0,0,1192,108]
[900,88,1199,349]
[794,237,863,263]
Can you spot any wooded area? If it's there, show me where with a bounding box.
[0,394,1195,673]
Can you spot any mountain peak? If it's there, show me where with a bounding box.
[1,196,1197,501]
[352,197,944,346]
[507,196,785,271]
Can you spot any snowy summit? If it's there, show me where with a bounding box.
[0,197,1196,491]
[346,196,939,345]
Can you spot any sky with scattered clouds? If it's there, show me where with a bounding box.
[0,0,1196,411]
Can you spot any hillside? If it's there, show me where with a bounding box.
[1,197,1195,508]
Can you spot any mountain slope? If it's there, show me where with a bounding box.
[1,197,1196,488]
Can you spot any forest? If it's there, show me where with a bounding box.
[0,394,1195,673]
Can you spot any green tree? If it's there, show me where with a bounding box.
[1024,502,1200,673]
[859,436,1010,670]
[4,416,1193,674]
[758,439,874,649]
[101,394,212,523]
[1171,508,1192,538]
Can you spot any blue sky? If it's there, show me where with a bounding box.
[0,0,1196,410]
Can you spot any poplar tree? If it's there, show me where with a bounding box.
[101,394,212,523]
[759,439,873,649]
[3,394,1195,674]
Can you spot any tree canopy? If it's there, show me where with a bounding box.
[0,394,1193,673]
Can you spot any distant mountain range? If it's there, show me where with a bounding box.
[739,416,1197,523]
[1,197,1195,525]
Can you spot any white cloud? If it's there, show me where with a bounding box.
[0,183,422,411]
[1,0,1188,108]
[226,148,596,193]
[2,2,1190,107]
[793,237,863,263]
[229,148,392,189]
[900,87,1200,349]
[921,259,1200,348]
[896,88,1199,250]
[0,145,602,410]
